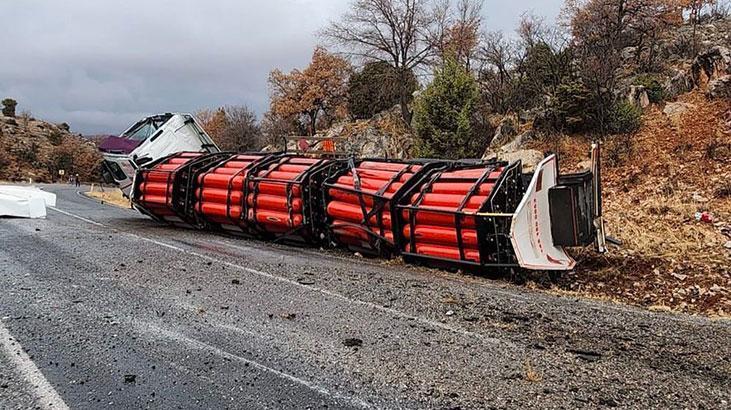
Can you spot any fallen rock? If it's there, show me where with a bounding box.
[671,272,688,281]
[663,102,696,118]
[296,278,315,285]
[342,338,363,347]
[568,349,602,362]
[496,149,545,173]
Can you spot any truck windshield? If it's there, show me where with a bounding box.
[121,114,173,141]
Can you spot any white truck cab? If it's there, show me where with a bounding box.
[100,113,219,197]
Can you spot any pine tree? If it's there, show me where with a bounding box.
[412,58,483,159]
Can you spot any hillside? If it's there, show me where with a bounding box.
[520,91,731,317]
[0,112,101,183]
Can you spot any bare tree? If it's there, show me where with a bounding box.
[218,105,262,152]
[515,13,575,111]
[477,31,519,113]
[437,0,483,70]
[565,0,634,133]
[322,0,449,124]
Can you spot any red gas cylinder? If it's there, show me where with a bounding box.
[405,243,481,263]
[134,152,206,223]
[403,225,479,247]
[246,155,334,242]
[193,153,268,229]
[399,164,506,265]
[324,160,424,256]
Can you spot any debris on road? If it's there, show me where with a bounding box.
[695,211,715,223]
[0,185,56,218]
[296,278,315,286]
[342,338,363,348]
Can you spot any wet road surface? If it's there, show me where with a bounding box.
[0,184,729,409]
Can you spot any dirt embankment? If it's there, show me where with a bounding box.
[0,113,101,183]
[528,91,731,317]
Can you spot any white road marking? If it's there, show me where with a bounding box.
[48,206,508,346]
[0,320,70,410]
[136,322,373,409]
[209,237,538,304]
[48,206,104,226]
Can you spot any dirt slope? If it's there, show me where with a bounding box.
[0,113,101,182]
[529,91,731,316]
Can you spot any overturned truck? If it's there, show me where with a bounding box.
[99,113,219,197]
[121,144,606,273]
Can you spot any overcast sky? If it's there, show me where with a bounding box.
[1,0,563,135]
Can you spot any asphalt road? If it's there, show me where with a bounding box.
[1,184,729,409]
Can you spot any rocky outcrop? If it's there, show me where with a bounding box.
[314,106,415,159]
[663,70,694,99]
[627,85,650,108]
[483,127,543,172]
[691,46,731,85]
[326,122,413,159]
[0,113,100,182]
[495,149,544,173]
[488,114,519,149]
[708,75,731,99]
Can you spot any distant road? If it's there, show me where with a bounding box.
[1,184,729,409]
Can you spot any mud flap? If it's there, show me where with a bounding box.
[510,155,576,271]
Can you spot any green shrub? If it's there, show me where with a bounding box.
[633,74,665,103]
[347,62,417,120]
[608,101,642,134]
[48,129,64,146]
[534,80,593,134]
[412,58,484,159]
[2,98,17,117]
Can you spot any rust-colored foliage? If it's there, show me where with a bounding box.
[196,108,228,141]
[268,47,352,135]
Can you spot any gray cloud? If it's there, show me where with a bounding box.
[1,0,562,134]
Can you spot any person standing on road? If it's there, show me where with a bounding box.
[75,174,81,187]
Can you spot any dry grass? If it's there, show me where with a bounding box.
[527,91,731,316]
[86,186,131,208]
[524,360,542,382]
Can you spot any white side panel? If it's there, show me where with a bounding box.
[0,186,56,218]
[510,155,576,271]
